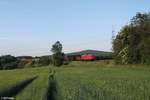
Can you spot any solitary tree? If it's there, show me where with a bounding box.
[51,41,64,66]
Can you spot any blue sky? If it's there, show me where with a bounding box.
[0,0,150,56]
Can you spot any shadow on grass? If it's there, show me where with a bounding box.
[43,72,59,100]
[0,76,38,98]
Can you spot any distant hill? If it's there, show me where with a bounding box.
[66,50,112,58]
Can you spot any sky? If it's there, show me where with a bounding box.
[0,0,150,56]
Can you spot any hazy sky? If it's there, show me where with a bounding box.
[0,0,150,56]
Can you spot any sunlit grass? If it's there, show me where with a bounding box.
[54,61,150,100]
[15,67,49,100]
[0,61,150,100]
[0,67,50,99]
[0,68,42,91]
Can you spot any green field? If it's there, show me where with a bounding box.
[0,67,47,91]
[0,61,150,100]
[0,67,50,100]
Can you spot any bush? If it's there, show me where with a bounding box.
[0,55,19,70]
[39,56,52,66]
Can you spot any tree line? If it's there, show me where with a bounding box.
[1,12,149,70]
[113,12,150,64]
[0,41,64,70]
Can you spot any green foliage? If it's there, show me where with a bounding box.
[52,52,64,66]
[39,56,51,66]
[18,60,30,68]
[51,41,64,67]
[51,41,62,54]
[0,55,19,70]
[140,37,150,64]
[113,12,150,64]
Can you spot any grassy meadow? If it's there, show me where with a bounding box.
[0,61,150,100]
[0,67,50,99]
[55,61,150,100]
[0,67,46,92]
[15,67,50,100]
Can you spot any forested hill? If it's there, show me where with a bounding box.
[66,50,112,58]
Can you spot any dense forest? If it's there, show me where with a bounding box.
[113,12,150,64]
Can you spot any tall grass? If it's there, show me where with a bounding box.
[15,67,50,100]
[0,76,37,97]
[0,67,50,100]
[54,61,150,100]
[43,70,58,100]
[0,68,42,91]
[0,61,150,100]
